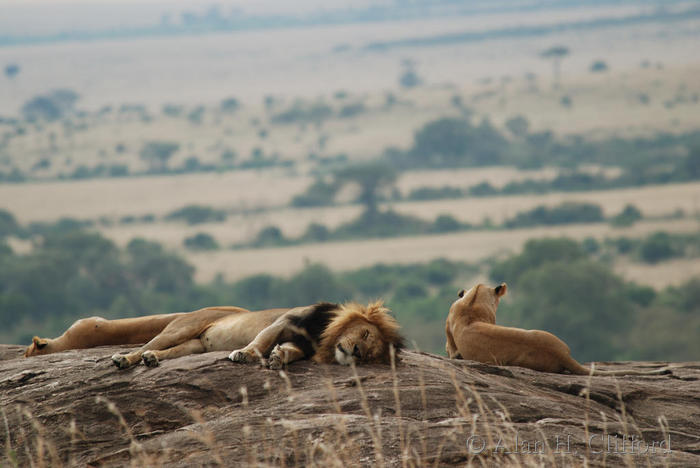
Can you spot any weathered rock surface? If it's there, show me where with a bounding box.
[1,345,699,467]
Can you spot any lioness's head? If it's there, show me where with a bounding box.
[314,301,404,365]
[24,336,50,357]
[450,283,507,324]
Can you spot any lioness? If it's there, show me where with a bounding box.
[445,283,668,376]
[26,301,404,369]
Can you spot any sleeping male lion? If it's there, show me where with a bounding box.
[25,301,404,369]
[445,283,669,376]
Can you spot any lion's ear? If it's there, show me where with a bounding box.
[458,289,465,298]
[494,283,507,297]
[33,336,48,349]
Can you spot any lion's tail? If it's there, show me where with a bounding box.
[563,355,671,376]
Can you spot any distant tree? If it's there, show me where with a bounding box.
[0,209,20,238]
[264,95,276,111]
[291,178,339,207]
[501,260,635,361]
[4,63,19,79]
[220,149,237,166]
[408,117,509,168]
[183,156,202,172]
[680,146,700,180]
[220,97,239,114]
[126,238,194,293]
[611,204,643,227]
[334,162,397,213]
[140,141,179,172]
[505,115,530,138]
[540,45,570,89]
[490,237,585,286]
[187,106,204,124]
[184,233,219,250]
[432,214,462,233]
[399,59,421,88]
[302,223,330,242]
[411,118,472,166]
[21,89,80,122]
[162,104,183,117]
[590,60,609,73]
[165,205,226,225]
[253,226,287,247]
[504,202,603,228]
[639,232,676,264]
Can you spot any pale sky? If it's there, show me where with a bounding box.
[0,0,386,36]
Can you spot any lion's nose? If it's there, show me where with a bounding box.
[352,344,361,359]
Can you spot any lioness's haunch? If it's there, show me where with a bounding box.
[26,302,404,369]
[445,283,670,376]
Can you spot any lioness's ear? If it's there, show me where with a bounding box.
[458,289,465,298]
[494,283,507,297]
[33,336,48,349]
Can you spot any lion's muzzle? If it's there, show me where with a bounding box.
[334,343,357,366]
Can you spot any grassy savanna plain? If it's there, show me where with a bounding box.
[3,3,700,466]
[2,177,699,288]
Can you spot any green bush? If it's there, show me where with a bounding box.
[404,117,508,168]
[499,260,634,361]
[251,226,289,247]
[271,101,333,125]
[432,214,463,233]
[638,232,677,264]
[184,233,219,250]
[334,209,428,239]
[0,209,20,238]
[610,204,642,227]
[338,102,366,118]
[220,97,240,114]
[504,202,604,228]
[407,186,463,201]
[165,205,226,225]
[490,237,585,286]
[291,179,339,207]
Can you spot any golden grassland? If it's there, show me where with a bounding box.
[3,61,700,180]
[1,14,700,295]
[185,218,699,286]
[0,166,568,223]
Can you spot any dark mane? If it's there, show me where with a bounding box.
[287,302,339,358]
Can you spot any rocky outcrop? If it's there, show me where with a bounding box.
[1,345,698,467]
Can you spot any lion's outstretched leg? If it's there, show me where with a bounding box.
[229,316,290,364]
[267,342,305,370]
[112,318,203,369]
[142,339,206,367]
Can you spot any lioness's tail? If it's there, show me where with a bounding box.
[563,355,670,376]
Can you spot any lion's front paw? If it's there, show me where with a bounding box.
[142,351,159,367]
[112,354,131,369]
[229,349,254,363]
[268,345,283,370]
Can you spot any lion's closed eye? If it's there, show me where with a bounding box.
[362,329,370,340]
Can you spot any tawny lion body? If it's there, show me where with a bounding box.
[24,312,189,357]
[445,283,668,376]
[26,302,404,370]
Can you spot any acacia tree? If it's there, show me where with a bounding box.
[140,141,179,172]
[334,162,397,214]
[4,63,19,79]
[540,46,569,89]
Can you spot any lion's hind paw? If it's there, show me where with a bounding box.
[112,354,131,369]
[229,349,253,363]
[268,345,284,370]
[142,351,159,367]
